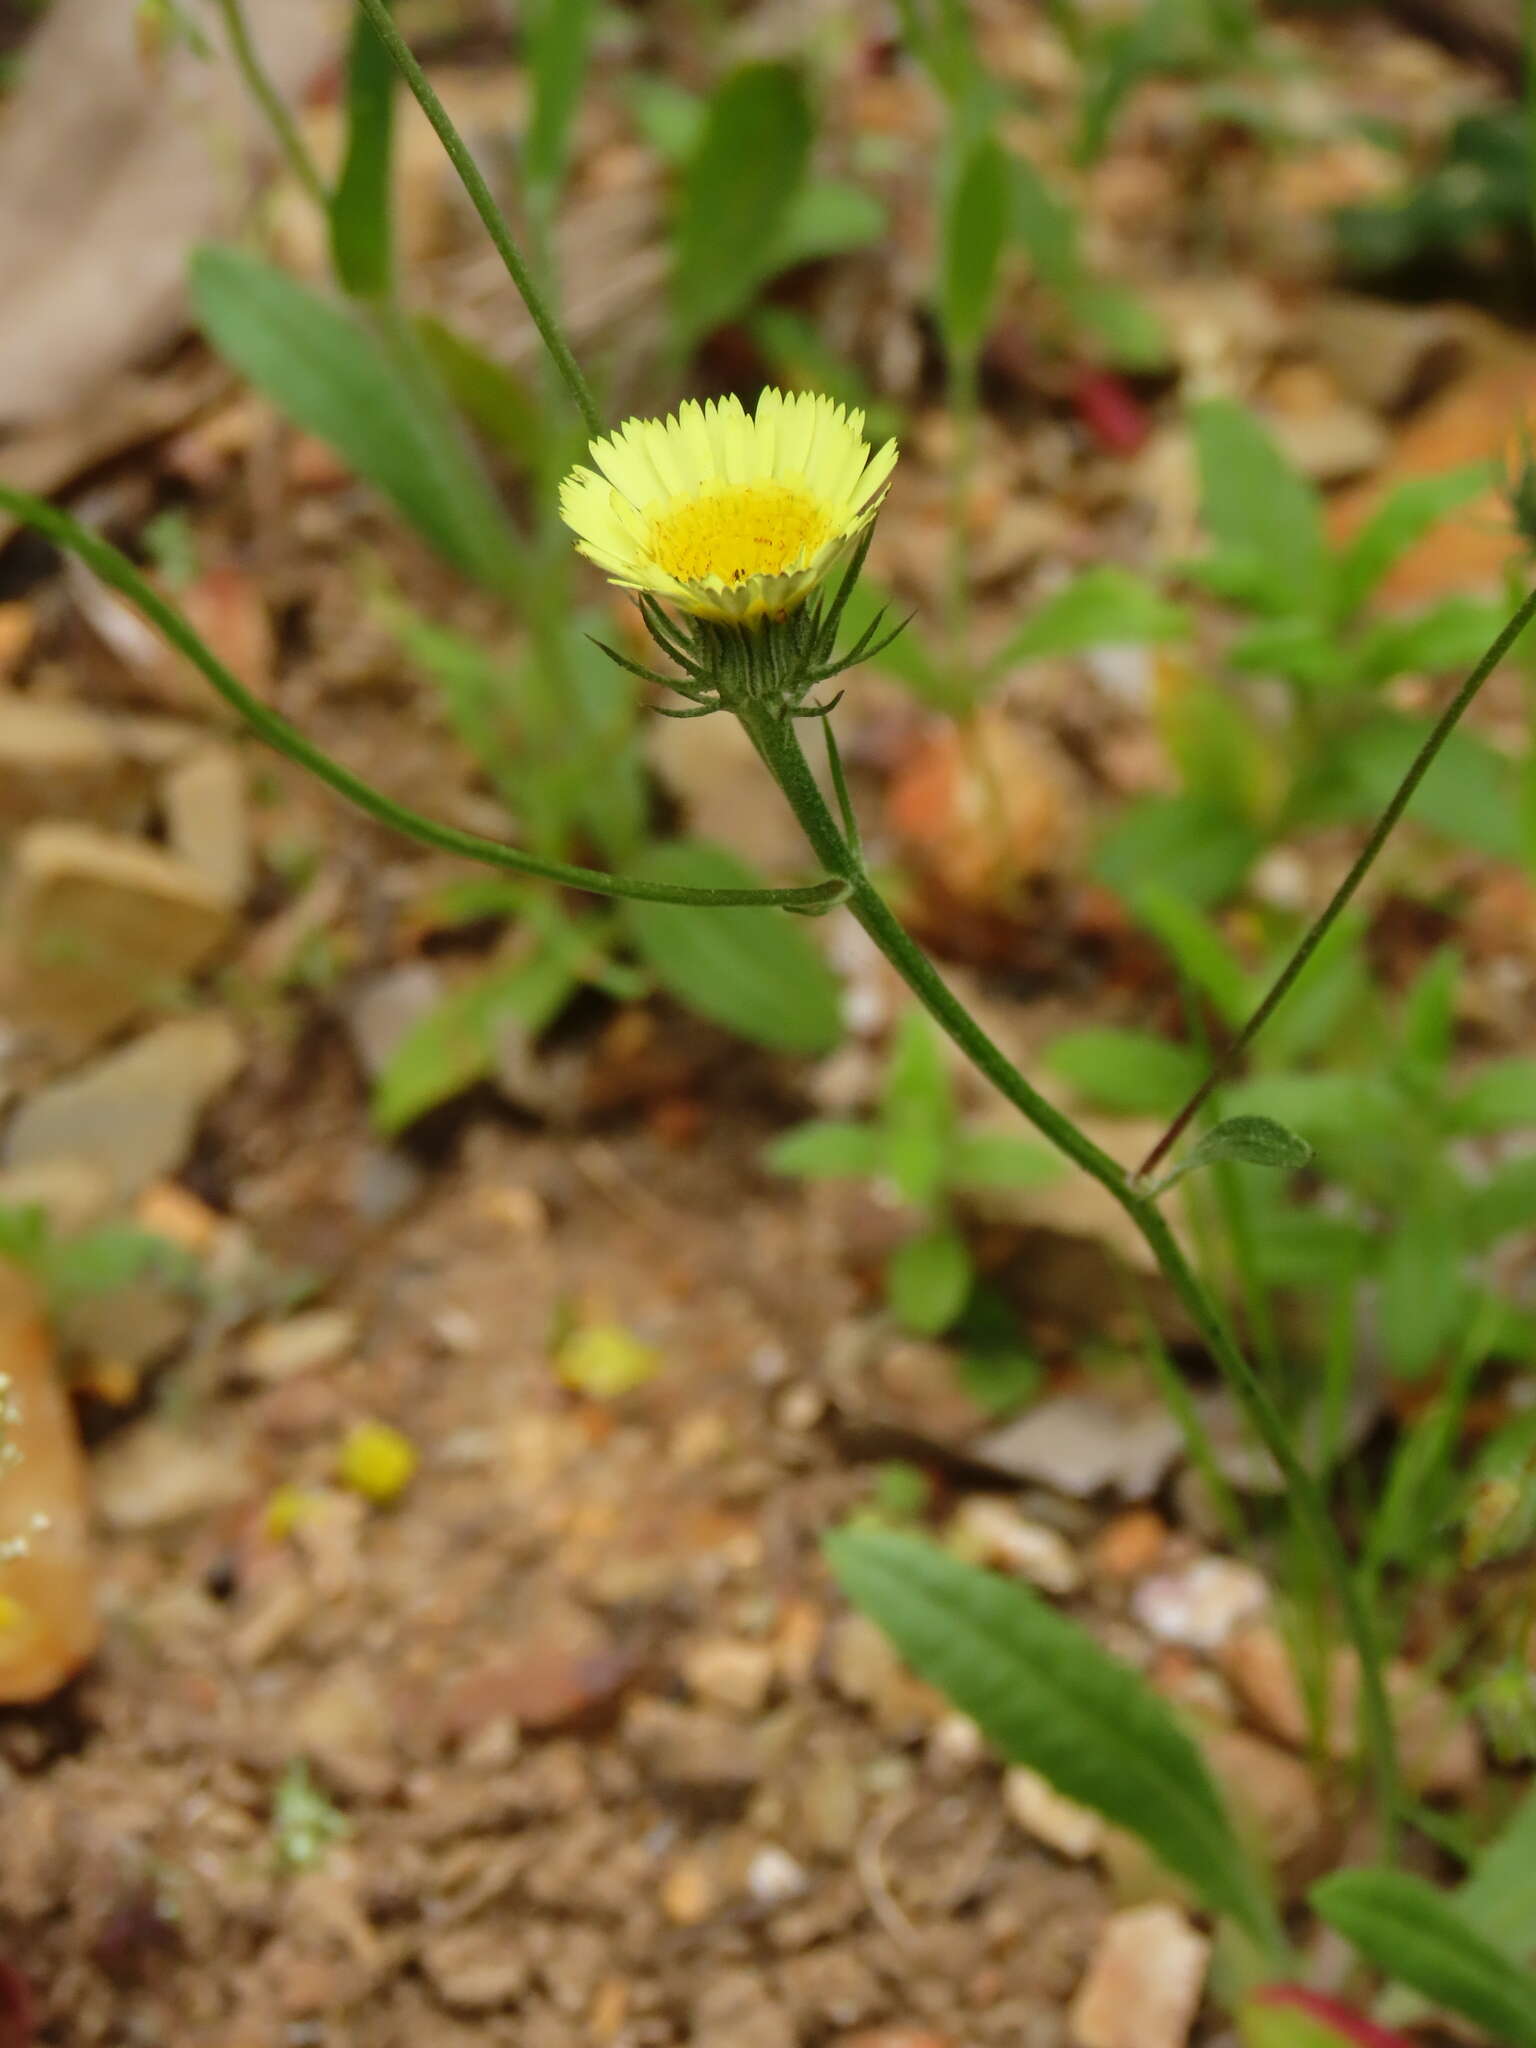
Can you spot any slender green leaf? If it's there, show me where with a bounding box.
[1313,1868,1536,2048]
[1354,595,1514,689]
[1062,278,1169,369]
[1459,1784,1536,1962]
[525,0,598,198]
[331,0,397,297]
[882,1011,954,1206]
[1330,465,1492,623]
[1379,1187,1465,1378]
[415,315,546,466]
[990,567,1188,673]
[1243,912,1372,1070]
[887,1223,972,1334]
[827,1528,1278,1950]
[1246,1203,1371,1289]
[1128,882,1249,1027]
[949,1130,1060,1191]
[1320,713,1522,862]
[381,597,526,812]
[1227,615,1350,689]
[772,179,886,269]
[620,840,842,1055]
[372,948,577,1133]
[40,1224,198,1304]
[1011,156,1080,292]
[1191,399,1327,617]
[1178,1115,1313,1179]
[673,64,812,344]
[955,1286,1042,1412]
[1045,1027,1205,1116]
[1452,1056,1536,1133]
[625,75,703,166]
[941,131,1012,364]
[189,246,520,591]
[1465,1154,1536,1249]
[766,1119,887,1180]
[1094,793,1261,909]
[1399,945,1460,1072]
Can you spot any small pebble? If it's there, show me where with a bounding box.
[746,1845,809,1905]
[1132,1556,1268,1652]
[1070,1903,1211,2048]
[951,1497,1083,1595]
[682,1637,776,1716]
[1004,1765,1104,1861]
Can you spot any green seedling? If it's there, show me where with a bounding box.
[768,1009,1058,1348]
[271,1760,349,1873]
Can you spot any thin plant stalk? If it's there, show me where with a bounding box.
[738,701,1401,1839]
[1138,581,1536,1185]
[353,0,603,441]
[212,0,329,210]
[0,489,843,916]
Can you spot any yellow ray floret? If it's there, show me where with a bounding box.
[559,389,899,623]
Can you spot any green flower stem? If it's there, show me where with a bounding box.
[744,702,1399,1841]
[354,0,603,443]
[213,0,330,211]
[1138,579,1536,1187]
[0,488,841,914]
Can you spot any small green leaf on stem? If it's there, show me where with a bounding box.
[886,1223,972,1335]
[330,0,397,297]
[1147,1114,1312,1196]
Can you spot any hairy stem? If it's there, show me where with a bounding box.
[1139,581,1536,1185]
[213,0,329,210]
[354,0,603,442]
[0,489,842,914]
[745,704,1400,1840]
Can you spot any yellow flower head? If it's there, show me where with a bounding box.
[560,389,898,623]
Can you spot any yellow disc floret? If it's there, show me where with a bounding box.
[647,482,836,589]
[559,389,898,623]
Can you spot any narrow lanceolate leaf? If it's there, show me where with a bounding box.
[1190,398,1326,618]
[765,1119,886,1181]
[189,247,521,593]
[672,64,812,345]
[525,0,599,200]
[1160,1116,1313,1193]
[619,840,842,1057]
[1458,1783,1536,1962]
[1313,1868,1536,2048]
[372,950,576,1134]
[886,1224,972,1336]
[940,131,1011,366]
[826,1527,1279,1953]
[1329,463,1492,624]
[990,566,1188,674]
[330,0,397,297]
